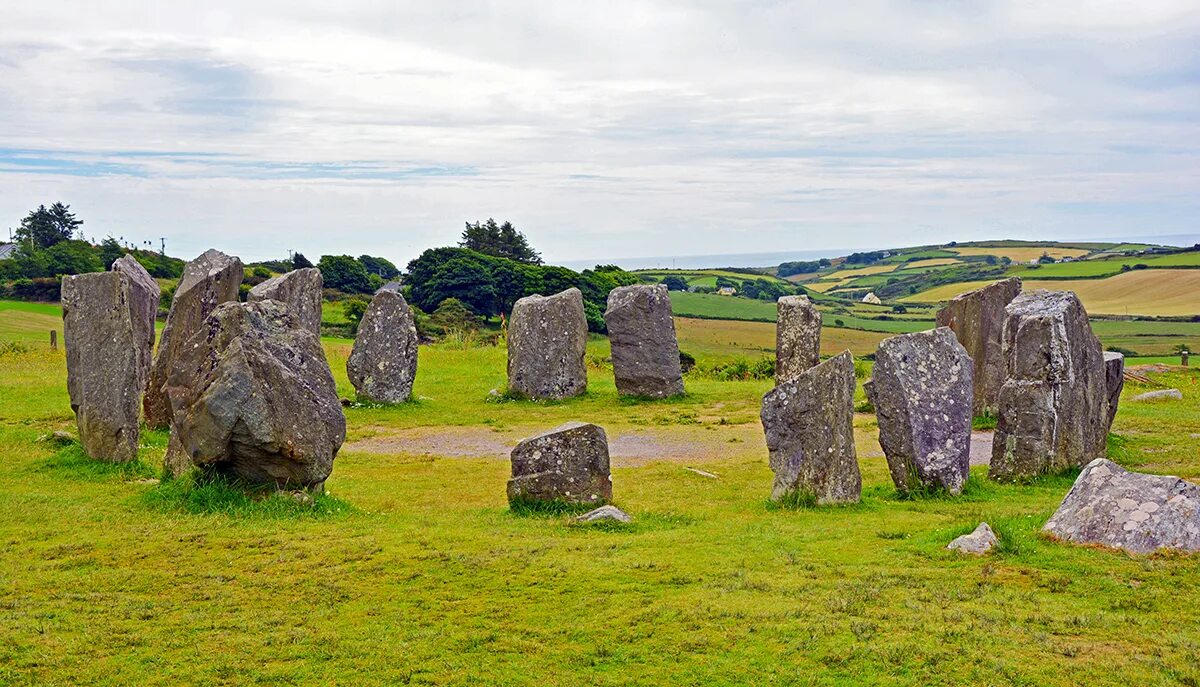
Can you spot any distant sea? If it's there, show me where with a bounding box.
[557,233,1200,272]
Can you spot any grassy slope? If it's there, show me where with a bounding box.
[668,292,930,334]
[3,303,1200,685]
[949,246,1091,262]
[1009,251,1200,279]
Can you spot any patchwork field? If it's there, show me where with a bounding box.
[1009,250,1200,279]
[4,300,1200,685]
[673,317,890,360]
[949,246,1091,262]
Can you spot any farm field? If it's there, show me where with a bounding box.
[949,246,1091,262]
[634,269,787,289]
[4,301,1200,685]
[673,317,890,360]
[1008,250,1200,279]
[668,292,931,333]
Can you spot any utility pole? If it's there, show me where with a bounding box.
[160,237,166,255]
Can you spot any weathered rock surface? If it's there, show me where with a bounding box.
[62,265,157,463]
[1131,389,1182,402]
[936,277,1021,416]
[111,255,161,386]
[575,505,632,523]
[990,290,1108,481]
[507,287,587,400]
[604,284,684,398]
[346,290,419,403]
[507,422,612,505]
[144,249,243,428]
[1044,458,1200,554]
[948,523,997,554]
[869,327,973,495]
[761,351,860,504]
[1103,351,1124,429]
[166,300,345,488]
[776,295,821,383]
[247,267,323,336]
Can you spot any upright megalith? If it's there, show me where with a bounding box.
[507,422,612,506]
[507,287,588,400]
[990,290,1108,481]
[868,327,973,495]
[936,277,1021,416]
[111,255,161,385]
[1103,351,1125,431]
[760,351,860,504]
[346,290,419,403]
[247,267,323,336]
[166,300,345,489]
[776,295,821,383]
[62,260,160,463]
[144,249,243,428]
[604,284,684,398]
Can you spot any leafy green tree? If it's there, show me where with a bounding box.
[424,257,498,315]
[318,255,373,293]
[343,297,370,335]
[460,218,542,264]
[358,255,400,279]
[99,237,125,270]
[431,298,480,332]
[45,240,102,276]
[292,252,314,269]
[661,275,689,291]
[15,203,82,249]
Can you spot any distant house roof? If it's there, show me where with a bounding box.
[377,279,404,293]
[717,286,737,295]
[0,243,16,260]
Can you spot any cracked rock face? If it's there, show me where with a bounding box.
[346,290,420,403]
[166,300,346,488]
[761,351,860,504]
[869,327,973,495]
[1044,459,1200,554]
[936,278,1021,416]
[247,267,324,336]
[62,259,160,463]
[507,287,588,400]
[776,295,821,383]
[1103,351,1124,430]
[604,284,684,398]
[507,422,612,506]
[144,249,243,428]
[990,290,1108,482]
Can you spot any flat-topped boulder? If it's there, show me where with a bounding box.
[62,261,159,463]
[507,422,612,506]
[144,249,243,428]
[776,295,821,383]
[869,327,973,495]
[507,287,588,400]
[166,300,345,488]
[936,277,1021,416]
[761,351,860,504]
[990,290,1108,481]
[1103,351,1124,430]
[346,290,420,403]
[604,284,684,398]
[247,267,323,336]
[1044,459,1200,554]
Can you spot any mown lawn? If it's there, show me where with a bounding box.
[3,304,1200,685]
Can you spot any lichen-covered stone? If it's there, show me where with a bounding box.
[111,255,161,387]
[144,249,243,428]
[166,300,345,488]
[507,422,612,506]
[869,327,973,495]
[760,351,860,504]
[1103,351,1124,430]
[247,267,323,336]
[990,290,1108,481]
[62,264,158,463]
[776,295,821,383]
[948,523,997,554]
[507,287,587,400]
[936,277,1021,416]
[604,284,684,398]
[346,290,419,403]
[1044,459,1200,554]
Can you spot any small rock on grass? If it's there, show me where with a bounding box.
[1131,389,1183,402]
[947,522,997,554]
[575,505,632,523]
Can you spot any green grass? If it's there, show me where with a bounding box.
[1009,250,1200,279]
[668,292,932,333]
[4,300,1200,684]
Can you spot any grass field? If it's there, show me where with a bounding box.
[4,301,1200,685]
[667,292,931,334]
[1009,251,1200,279]
[674,317,891,360]
[949,246,1092,262]
[635,269,788,288]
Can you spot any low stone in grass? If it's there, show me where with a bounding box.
[247,267,324,336]
[760,351,860,505]
[947,523,997,554]
[346,290,420,403]
[506,287,588,400]
[776,295,821,383]
[1131,389,1182,402]
[507,422,612,506]
[575,505,632,523]
[1044,459,1200,554]
[604,284,684,398]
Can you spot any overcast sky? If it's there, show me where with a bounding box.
[1,1,1197,265]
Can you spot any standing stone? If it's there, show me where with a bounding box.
[1044,458,1200,554]
[507,422,612,506]
[166,300,345,488]
[1103,351,1124,430]
[62,263,158,463]
[990,290,1108,481]
[144,249,243,428]
[346,290,419,403]
[604,284,684,398]
[776,295,821,383]
[507,287,588,400]
[760,351,860,504]
[247,267,323,336]
[868,327,973,495]
[936,277,1021,416]
[111,255,161,389]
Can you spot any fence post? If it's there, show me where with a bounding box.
[50,330,57,351]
